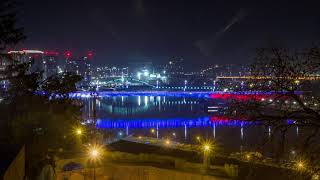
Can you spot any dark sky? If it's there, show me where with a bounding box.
[19,0,320,68]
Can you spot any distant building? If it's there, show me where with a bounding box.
[0,54,12,90]
[8,50,44,73]
[94,66,128,79]
[165,57,184,75]
[128,61,153,78]
[43,51,59,79]
[65,52,92,86]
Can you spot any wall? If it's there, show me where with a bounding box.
[3,146,25,180]
[57,164,228,180]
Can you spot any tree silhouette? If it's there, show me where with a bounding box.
[0,1,84,178]
[226,47,320,169]
[0,0,25,51]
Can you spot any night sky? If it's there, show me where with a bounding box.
[19,0,320,69]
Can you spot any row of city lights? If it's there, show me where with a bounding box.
[73,126,311,175]
[260,98,318,106]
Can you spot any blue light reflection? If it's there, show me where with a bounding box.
[96,116,254,129]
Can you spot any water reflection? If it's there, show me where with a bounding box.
[96,117,251,129]
[82,94,299,153]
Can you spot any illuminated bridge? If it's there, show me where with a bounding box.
[96,116,253,129]
[216,75,320,80]
[92,77,215,91]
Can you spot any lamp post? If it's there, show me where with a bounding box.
[89,146,101,180]
[196,136,201,142]
[184,80,187,91]
[202,142,212,171]
[74,127,84,147]
[150,128,155,138]
[76,128,82,136]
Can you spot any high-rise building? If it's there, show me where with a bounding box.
[7,49,44,73]
[65,51,92,86]
[43,51,59,79]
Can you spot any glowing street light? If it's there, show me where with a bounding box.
[246,154,251,161]
[295,160,306,171]
[203,143,211,153]
[90,148,99,159]
[73,127,84,145]
[73,126,84,137]
[88,145,103,161]
[76,128,82,136]
[151,128,155,134]
[172,132,176,137]
[165,139,171,145]
[88,145,103,180]
[196,136,201,142]
[201,141,213,170]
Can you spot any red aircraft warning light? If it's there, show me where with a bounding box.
[87,51,93,59]
[64,51,72,58]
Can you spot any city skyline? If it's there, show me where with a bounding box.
[18,0,320,68]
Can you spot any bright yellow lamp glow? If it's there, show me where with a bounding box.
[203,144,210,151]
[73,126,84,137]
[201,140,214,154]
[90,149,99,158]
[165,139,171,145]
[196,136,201,141]
[87,144,103,161]
[76,129,82,135]
[151,128,155,133]
[295,160,306,170]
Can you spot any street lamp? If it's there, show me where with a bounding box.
[90,148,99,159]
[172,132,176,138]
[184,80,187,91]
[203,144,211,152]
[201,141,213,170]
[73,127,84,146]
[295,160,306,171]
[73,126,84,136]
[196,136,201,142]
[165,139,171,145]
[88,145,103,180]
[76,128,82,136]
[151,128,155,134]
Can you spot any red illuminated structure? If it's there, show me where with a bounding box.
[64,51,72,58]
[209,93,268,101]
[44,51,59,56]
[87,51,93,59]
